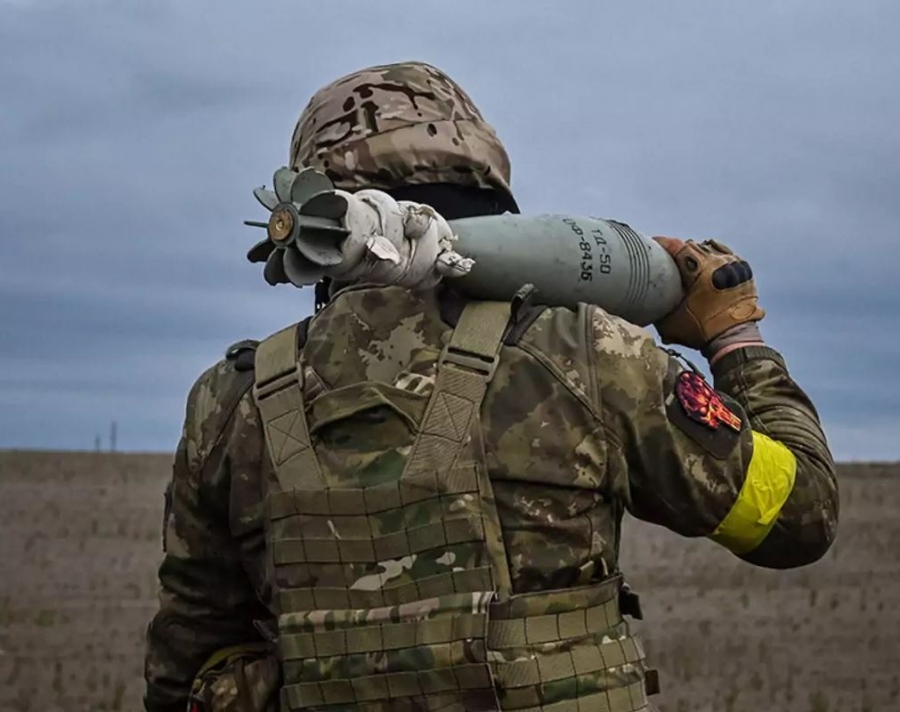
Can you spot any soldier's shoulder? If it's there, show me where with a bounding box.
[585,304,660,362]
[512,301,664,366]
[514,301,650,350]
[520,303,669,405]
[510,302,566,342]
[182,341,260,470]
[502,302,591,404]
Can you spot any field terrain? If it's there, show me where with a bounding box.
[0,451,897,712]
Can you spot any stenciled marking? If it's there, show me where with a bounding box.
[563,218,612,282]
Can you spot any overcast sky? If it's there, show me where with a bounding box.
[1,0,897,460]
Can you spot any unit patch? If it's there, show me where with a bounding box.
[667,370,744,459]
[676,371,742,432]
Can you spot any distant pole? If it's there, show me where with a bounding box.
[110,420,118,453]
[94,435,101,452]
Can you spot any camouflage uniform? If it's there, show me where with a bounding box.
[144,63,838,712]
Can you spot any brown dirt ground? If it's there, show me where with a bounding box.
[0,451,897,712]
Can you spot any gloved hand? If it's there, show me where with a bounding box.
[328,189,474,290]
[652,237,765,352]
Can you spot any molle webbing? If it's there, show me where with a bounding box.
[487,577,647,711]
[279,592,497,710]
[281,677,648,712]
[487,578,625,649]
[275,578,647,711]
[254,324,325,491]
[268,465,500,612]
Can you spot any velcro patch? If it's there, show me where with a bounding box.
[676,371,741,432]
[667,370,744,459]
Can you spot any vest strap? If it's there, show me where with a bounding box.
[403,300,511,477]
[253,324,325,491]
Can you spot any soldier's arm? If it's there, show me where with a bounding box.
[144,361,267,712]
[593,309,838,568]
[708,344,838,567]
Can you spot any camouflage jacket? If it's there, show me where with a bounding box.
[144,285,838,712]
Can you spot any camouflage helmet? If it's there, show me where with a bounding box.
[290,61,519,212]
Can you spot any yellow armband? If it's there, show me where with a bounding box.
[710,431,797,554]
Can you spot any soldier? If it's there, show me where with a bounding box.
[144,61,838,712]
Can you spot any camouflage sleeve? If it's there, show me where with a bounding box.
[591,308,838,569]
[708,345,839,568]
[143,360,268,712]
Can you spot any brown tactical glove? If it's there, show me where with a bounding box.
[653,237,765,351]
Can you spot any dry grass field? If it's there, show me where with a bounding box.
[0,451,897,712]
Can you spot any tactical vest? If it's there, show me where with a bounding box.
[252,294,654,712]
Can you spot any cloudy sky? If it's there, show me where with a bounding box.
[1,0,897,460]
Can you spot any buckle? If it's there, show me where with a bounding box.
[619,583,644,620]
[644,668,661,696]
[439,344,500,380]
[253,366,301,400]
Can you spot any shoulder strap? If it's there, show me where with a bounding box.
[403,300,512,476]
[254,302,511,489]
[440,285,546,347]
[253,322,325,492]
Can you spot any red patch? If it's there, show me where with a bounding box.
[675,371,742,432]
